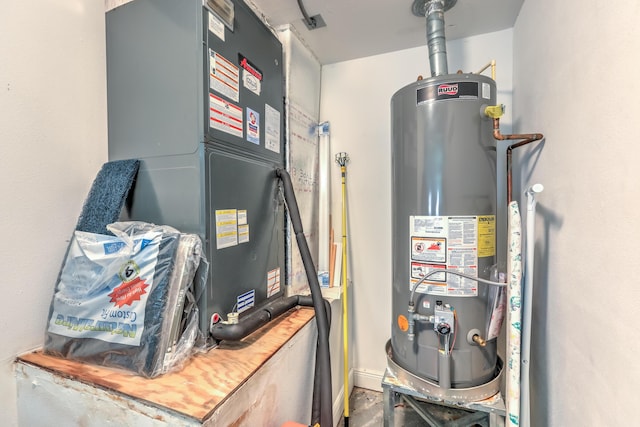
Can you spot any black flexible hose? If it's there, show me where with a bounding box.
[210,294,331,425]
[209,169,333,426]
[310,298,332,426]
[210,308,272,341]
[276,168,333,427]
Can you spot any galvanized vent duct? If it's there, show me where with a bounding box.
[412,0,457,77]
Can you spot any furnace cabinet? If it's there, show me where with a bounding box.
[106,0,286,336]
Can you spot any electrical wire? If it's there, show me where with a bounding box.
[450,310,457,355]
[409,269,506,306]
[296,0,316,29]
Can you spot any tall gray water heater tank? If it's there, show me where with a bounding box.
[390,73,500,388]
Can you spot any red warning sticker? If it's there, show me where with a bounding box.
[411,236,447,263]
[108,277,149,308]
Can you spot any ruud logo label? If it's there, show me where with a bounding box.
[417,81,478,104]
[438,84,458,96]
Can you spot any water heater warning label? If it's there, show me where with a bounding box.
[411,237,446,263]
[409,215,494,297]
[477,215,496,257]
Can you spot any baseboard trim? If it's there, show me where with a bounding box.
[332,369,385,423]
[333,369,355,426]
[353,368,384,392]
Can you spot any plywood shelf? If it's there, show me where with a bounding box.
[18,307,315,423]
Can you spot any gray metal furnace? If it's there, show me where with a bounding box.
[106,0,285,336]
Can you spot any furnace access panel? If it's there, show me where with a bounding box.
[107,0,286,336]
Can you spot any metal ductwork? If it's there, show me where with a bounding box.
[412,0,457,77]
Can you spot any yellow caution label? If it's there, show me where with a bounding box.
[477,215,496,258]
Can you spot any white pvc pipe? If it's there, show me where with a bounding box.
[317,122,331,273]
[520,183,543,427]
[506,201,522,427]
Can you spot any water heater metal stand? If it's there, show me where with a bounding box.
[383,340,506,426]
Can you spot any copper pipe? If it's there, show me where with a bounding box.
[492,118,544,203]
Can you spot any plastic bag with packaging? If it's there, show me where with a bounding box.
[44,221,207,377]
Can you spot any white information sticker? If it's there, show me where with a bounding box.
[264,103,281,153]
[482,82,491,100]
[208,12,225,41]
[243,69,261,96]
[246,107,260,145]
[410,215,479,297]
[237,210,247,225]
[209,49,239,102]
[238,224,249,244]
[209,94,243,137]
[215,209,238,249]
[267,268,281,298]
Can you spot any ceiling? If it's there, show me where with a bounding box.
[249,0,524,64]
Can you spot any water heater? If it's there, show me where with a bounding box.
[388,0,504,398]
[390,73,500,386]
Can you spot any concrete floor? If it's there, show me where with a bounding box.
[337,387,490,427]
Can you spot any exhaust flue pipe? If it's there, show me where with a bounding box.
[426,0,448,76]
[413,0,456,76]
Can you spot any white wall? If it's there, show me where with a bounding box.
[513,2,640,426]
[320,29,514,388]
[0,2,108,425]
[278,27,348,424]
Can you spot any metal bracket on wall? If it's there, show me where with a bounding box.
[297,0,327,30]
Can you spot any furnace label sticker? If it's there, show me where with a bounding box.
[238,224,249,244]
[237,211,248,242]
[209,49,239,102]
[410,215,480,297]
[246,107,260,145]
[239,53,263,96]
[237,210,247,225]
[210,94,243,138]
[264,103,281,153]
[242,70,261,96]
[237,289,255,314]
[208,11,225,41]
[215,209,238,249]
[267,268,281,298]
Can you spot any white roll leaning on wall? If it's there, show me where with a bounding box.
[506,201,523,427]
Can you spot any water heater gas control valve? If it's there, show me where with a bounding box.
[434,301,455,335]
